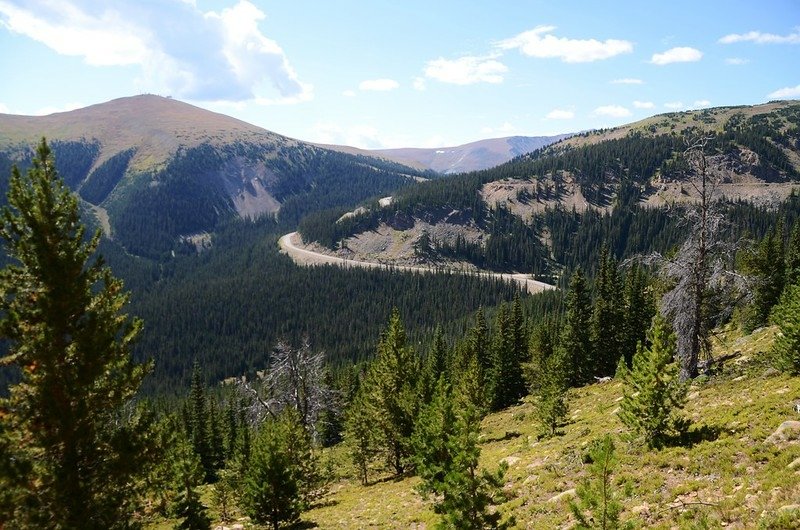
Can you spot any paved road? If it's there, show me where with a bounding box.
[278,232,555,294]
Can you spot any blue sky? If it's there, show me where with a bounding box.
[0,0,798,148]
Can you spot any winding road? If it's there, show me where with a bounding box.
[278,232,555,294]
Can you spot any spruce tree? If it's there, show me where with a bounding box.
[618,316,687,449]
[621,265,655,368]
[569,436,630,530]
[591,246,624,377]
[747,220,786,329]
[771,283,800,375]
[171,434,211,530]
[243,413,305,530]
[560,268,593,386]
[786,220,800,288]
[344,391,379,485]
[360,309,420,475]
[412,378,509,529]
[0,139,156,528]
[188,362,213,481]
[535,346,569,438]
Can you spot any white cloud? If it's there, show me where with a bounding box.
[412,77,426,91]
[719,30,800,44]
[650,47,703,65]
[692,99,711,108]
[424,55,507,85]
[481,122,517,135]
[633,100,655,109]
[0,0,312,104]
[768,84,800,99]
[546,109,575,119]
[612,78,643,85]
[497,25,632,62]
[342,89,356,97]
[0,102,9,114]
[725,57,750,65]
[359,78,399,91]
[664,101,684,110]
[593,105,631,118]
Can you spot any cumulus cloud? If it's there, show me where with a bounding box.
[664,101,684,110]
[0,102,9,114]
[0,0,312,104]
[424,55,507,85]
[719,30,800,44]
[725,57,750,65]
[358,79,399,91]
[612,78,643,85]
[692,99,711,108]
[650,47,703,65]
[768,84,800,99]
[497,25,632,63]
[633,100,655,109]
[546,109,575,119]
[593,105,631,118]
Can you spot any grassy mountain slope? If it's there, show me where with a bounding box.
[146,326,800,529]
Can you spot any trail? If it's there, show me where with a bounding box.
[278,232,555,294]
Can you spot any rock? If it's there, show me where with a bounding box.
[778,504,800,513]
[501,456,520,467]
[631,502,650,515]
[765,421,800,445]
[547,488,576,503]
[762,367,780,378]
[688,391,700,400]
[733,375,747,382]
[789,457,800,470]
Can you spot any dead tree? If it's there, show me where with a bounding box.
[649,137,748,380]
[237,338,338,443]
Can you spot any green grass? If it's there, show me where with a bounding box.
[149,325,800,528]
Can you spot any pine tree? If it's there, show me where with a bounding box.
[771,283,800,375]
[0,139,156,528]
[621,265,655,368]
[188,362,213,481]
[412,378,509,529]
[569,436,631,530]
[171,434,211,530]
[467,306,491,377]
[243,413,305,530]
[591,246,624,377]
[747,220,786,329]
[523,317,559,395]
[618,316,687,449]
[535,345,569,438]
[360,309,420,475]
[420,326,449,403]
[344,391,379,485]
[786,220,800,288]
[560,268,593,386]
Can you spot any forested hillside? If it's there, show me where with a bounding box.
[299,101,800,278]
[0,95,430,259]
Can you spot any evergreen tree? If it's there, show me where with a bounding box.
[771,283,800,375]
[0,139,156,528]
[489,304,525,410]
[188,362,214,481]
[560,268,593,386]
[535,346,569,438]
[590,246,624,377]
[360,309,420,475]
[420,326,449,403]
[344,391,379,485]
[243,413,305,530]
[467,307,491,377]
[618,316,687,449]
[569,436,631,530]
[523,317,559,395]
[786,220,800,288]
[171,435,211,530]
[621,265,655,368]
[412,378,509,529]
[747,220,786,329]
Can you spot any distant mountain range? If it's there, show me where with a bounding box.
[320,135,571,174]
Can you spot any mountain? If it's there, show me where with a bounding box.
[297,101,800,276]
[320,134,571,174]
[0,95,426,258]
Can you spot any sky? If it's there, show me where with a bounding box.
[0,0,798,149]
